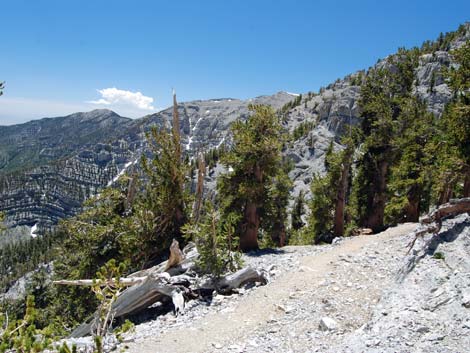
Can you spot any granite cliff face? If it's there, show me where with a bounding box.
[1,23,469,236]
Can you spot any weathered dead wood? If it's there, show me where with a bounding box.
[421,198,470,225]
[70,274,185,338]
[65,239,269,338]
[217,267,268,293]
[406,198,470,253]
[199,267,268,294]
[193,153,205,223]
[164,239,185,271]
[129,242,198,278]
[53,277,147,287]
[70,265,267,337]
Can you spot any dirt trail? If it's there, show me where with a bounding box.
[125,223,416,353]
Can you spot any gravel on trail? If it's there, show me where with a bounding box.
[122,221,466,353]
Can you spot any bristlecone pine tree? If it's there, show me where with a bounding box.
[308,136,355,243]
[435,40,470,200]
[385,97,435,223]
[135,91,191,264]
[353,49,419,231]
[218,104,287,251]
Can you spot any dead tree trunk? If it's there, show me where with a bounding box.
[193,153,205,223]
[164,239,185,271]
[67,265,267,338]
[407,197,470,252]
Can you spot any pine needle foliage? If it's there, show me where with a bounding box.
[308,136,355,243]
[385,97,435,223]
[218,104,288,251]
[183,205,242,277]
[136,123,190,264]
[0,296,53,353]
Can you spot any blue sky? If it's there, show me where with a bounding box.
[1,0,469,124]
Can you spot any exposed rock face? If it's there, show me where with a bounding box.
[1,142,137,232]
[141,91,296,153]
[1,24,470,236]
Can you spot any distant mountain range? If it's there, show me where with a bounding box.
[1,23,469,237]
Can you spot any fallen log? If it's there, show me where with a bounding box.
[70,273,185,338]
[421,197,470,225]
[407,198,470,253]
[199,267,268,294]
[61,240,269,338]
[53,277,147,287]
[69,265,267,337]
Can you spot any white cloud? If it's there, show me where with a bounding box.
[88,87,155,111]
[0,95,163,125]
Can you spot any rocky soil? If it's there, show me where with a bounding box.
[109,217,470,353]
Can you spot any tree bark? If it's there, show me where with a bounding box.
[407,197,470,253]
[405,197,420,222]
[422,197,470,225]
[193,154,205,223]
[240,163,263,251]
[68,265,267,338]
[464,173,470,198]
[241,202,260,251]
[438,177,455,205]
[333,151,352,237]
[364,159,388,232]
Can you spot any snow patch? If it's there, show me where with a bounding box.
[107,160,134,187]
[192,117,203,131]
[286,92,300,97]
[217,137,226,149]
[205,110,211,115]
[186,136,194,151]
[30,224,38,238]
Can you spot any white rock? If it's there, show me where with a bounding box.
[319,317,338,331]
[462,293,470,308]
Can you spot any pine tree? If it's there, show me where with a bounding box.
[262,166,292,246]
[182,204,241,277]
[53,93,191,325]
[439,40,470,198]
[218,104,286,251]
[353,50,418,231]
[308,136,355,243]
[133,92,190,264]
[385,97,435,223]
